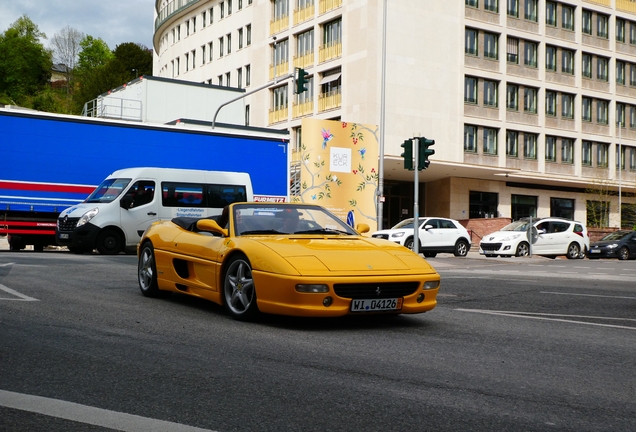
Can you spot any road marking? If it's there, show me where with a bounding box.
[0,284,39,301]
[542,291,636,300]
[0,389,216,432]
[456,309,636,330]
[0,262,14,267]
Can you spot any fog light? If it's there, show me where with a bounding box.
[503,245,511,250]
[423,280,439,290]
[322,296,333,307]
[296,284,329,293]
[417,293,425,303]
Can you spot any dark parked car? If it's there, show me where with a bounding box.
[586,230,636,260]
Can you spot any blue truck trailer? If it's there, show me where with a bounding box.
[0,107,290,251]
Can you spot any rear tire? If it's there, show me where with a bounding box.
[96,229,123,255]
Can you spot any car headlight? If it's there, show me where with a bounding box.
[76,208,99,228]
[391,232,405,238]
[423,280,440,290]
[606,243,619,249]
[501,234,521,242]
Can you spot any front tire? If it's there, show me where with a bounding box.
[223,255,259,321]
[618,246,629,261]
[423,252,437,258]
[404,237,415,252]
[96,229,123,255]
[515,242,530,257]
[454,240,469,257]
[566,242,580,260]
[138,243,164,297]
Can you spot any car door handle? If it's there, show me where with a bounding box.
[147,212,157,216]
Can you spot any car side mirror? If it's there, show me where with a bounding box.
[537,229,546,235]
[424,224,433,230]
[196,219,228,237]
[356,223,370,234]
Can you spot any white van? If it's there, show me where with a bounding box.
[55,167,253,254]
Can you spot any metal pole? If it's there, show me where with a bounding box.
[412,138,419,254]
[619,121,622,228]
[377,0,388,230]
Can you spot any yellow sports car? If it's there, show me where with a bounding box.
[137,202,440,320]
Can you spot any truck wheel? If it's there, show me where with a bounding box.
[96,229,123,255]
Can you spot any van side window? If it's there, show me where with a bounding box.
[207,184,248,207]
[123,181,156,208]
[162,182,204,207]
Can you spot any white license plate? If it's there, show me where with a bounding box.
[350,298,402,312]
[59,233,68,239]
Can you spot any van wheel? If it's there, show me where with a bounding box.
[96,229,123,255]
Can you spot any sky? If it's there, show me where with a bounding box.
[0,0,155,55]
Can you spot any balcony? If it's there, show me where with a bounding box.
[617,0,636,13]
[293,100,314,118]
[318,89,341,112]
[270,14,289,35]
[293,52,314,69]
[584,0,610,6]
[294,2,315,25]
[155,0,201,32]
[269,106,289,124]
[319,0,342,14]
[269,61,290,80]
[319,41,342,63]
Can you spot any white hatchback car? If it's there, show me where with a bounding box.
[479,217,589,259]
[371,217,472,257]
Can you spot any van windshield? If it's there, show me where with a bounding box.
[85,178,132,203]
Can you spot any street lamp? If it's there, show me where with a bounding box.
[377,0,388,230]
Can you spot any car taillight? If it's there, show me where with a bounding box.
[574,231,583,237]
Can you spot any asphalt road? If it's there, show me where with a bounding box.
[1,250,635,431]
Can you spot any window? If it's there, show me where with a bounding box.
[617,19,626,43]
[273,0,289,20]
[582,97,592,122]
[246,24,252,45]
[239,0,243,10]
[587,200,609,227]
[597,143,608,167]
[237,68,243,88]
[485,0,498,13]
[469,191,498,219]
[546,90,557,116]
[219,37,224,57]
[616,145,626,170]
[483,80,498,107]
[524,0,537,22]
[466,0,478,7]
[524,41,537,67]
[245,64,251,86]
[297,29,314,58]
[466,28,478,55]
[546,45,557,71]
[582,141,592,166]
[506,37,518,63]
[617,61,626,85]
[464,124,478,152]
[597,14,609,39]
[597,57,608,81]
[464,76,478,103]
[524,134,537,159]
[582,53,592,78]
[546,136,557,162]
[617,103,626,127]
[227,33,232,53]
[562,49,574,74]
[209,7,214,24]
[273,38,289,70]
[631,22,636,44]
[582,10,592,35]
[202,11,207,27]
[546,1,557,26]
[324,18,342,46]
[631,64,636,86]
[484,33,498,59]
[631,147,636,170]
[551,198,574,220]
[272,85,288,110]
[225,71,231,86]
[506,130,518,157]
[228,0,232,15]
[220,1,225,18]
[238,28,244,49]
[511,195,537,220]
[506,84,518,110]
[562,93,574,119]
[201,45,206,65]
[483,128,498,154]
[562,138,574,163]
[208,42,213,61]
[507,0,518,17]
[524,87,537,113]
[597,100,608,124]
[562,5,574,31]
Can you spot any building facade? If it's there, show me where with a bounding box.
[153,0,636,232]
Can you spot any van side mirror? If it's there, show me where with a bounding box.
[196,219,228,237]
[120,197,133,210]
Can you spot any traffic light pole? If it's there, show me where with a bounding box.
[412,137,420,254]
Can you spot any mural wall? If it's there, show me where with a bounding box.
[295,118,379,232]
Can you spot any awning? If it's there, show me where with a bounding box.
[319,73,341,84]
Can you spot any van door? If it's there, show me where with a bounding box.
[120,181,159,247]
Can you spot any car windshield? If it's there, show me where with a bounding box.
[392,218,425,229]
[232,203,359,236]
[500,220,532,232]
[601,231,631,241]
[84,178,131,203]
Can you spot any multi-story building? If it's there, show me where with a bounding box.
[153,0,636,232]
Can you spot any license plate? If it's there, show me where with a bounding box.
[590,249,600,253]
[350,298,402,312]
[59,233,69,239]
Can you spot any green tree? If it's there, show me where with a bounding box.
[77,35,113,71]
[0,15,52,104]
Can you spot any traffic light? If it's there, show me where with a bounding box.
[294,67,309,94]
[401,139,413,170]
[417,137,435,170]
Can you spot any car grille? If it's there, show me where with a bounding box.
[480,242,502,252]
[371,234,389,240]
[57,217,79,231]
[333,282,419,299]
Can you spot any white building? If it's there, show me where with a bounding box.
[153,0,636,232]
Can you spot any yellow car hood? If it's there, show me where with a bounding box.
[254,236,435,274]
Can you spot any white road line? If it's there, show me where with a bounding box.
[0,389,216,432]
[0,262,14,267]
[542,291,636,300]
[0,284,39,301]
[456,308,636,330]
